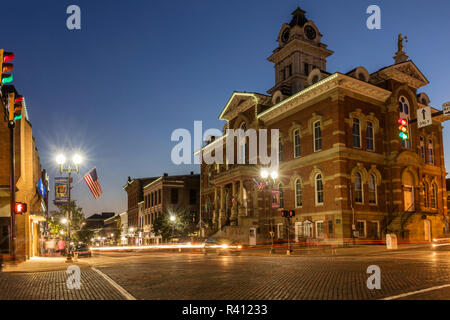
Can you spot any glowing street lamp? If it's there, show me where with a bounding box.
[61,218,68,224]
[56,154,66,165]
[260,169,269,179]
[55,152,83,263]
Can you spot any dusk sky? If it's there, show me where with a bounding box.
[3,0,450,216]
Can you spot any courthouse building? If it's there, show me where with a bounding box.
[199,8,449,245]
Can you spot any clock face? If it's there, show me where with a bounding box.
[281,28,290,43]
[304,26,316,40]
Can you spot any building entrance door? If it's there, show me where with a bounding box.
[403,186,415,212]
[249,228,256,246]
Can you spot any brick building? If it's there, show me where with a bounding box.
[123,176,158,231]
[199,8,449,245]
[0,93,47,261]
[138,172,200,244]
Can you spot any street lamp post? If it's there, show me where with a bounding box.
[56,153,82,263]
[170,215,176,240]
[260,168,278,255]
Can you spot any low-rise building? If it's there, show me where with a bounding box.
[138,172,200,244]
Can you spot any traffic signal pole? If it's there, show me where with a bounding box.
[9,120,16,263]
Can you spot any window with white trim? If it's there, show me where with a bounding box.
[352,118,361,148]
[295,179,302,207]
[314,121,322,152]
[294,129,301,158]
[303,221,313,238]
[366,121,374,151]
[368,174,377,204]
[420,136,425,161]
[354,172,363,203]
[423,182,430,208]
[428,139,434,165]
[357,220,366,238]
[315,174,324,205]
[431,183,437,209]
[316,221,324,239]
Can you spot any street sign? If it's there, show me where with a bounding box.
[443,102,450,117]
[417,106,432,128]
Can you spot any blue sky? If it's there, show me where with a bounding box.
[3,0,450,216]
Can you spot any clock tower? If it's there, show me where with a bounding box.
[268,8,334,102]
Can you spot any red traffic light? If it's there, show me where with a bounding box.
[14,202,27,214]
[281,210,296,218]
[398,118,407,126]
[3,52,14,62]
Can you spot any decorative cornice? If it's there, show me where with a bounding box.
[257,73,391,123]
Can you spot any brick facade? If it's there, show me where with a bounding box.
[199,8,448,245]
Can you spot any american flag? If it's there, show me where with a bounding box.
[83,168,102,199]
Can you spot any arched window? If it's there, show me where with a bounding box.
[366,121,374,151]
[314,121,322,152]
[419,136,425,161]
[294,129,301,158]
[428,139,434,165]
[279,184,284,209]
[354,172,363,203]
[399,96,410,117]
[431,183,437,209]
[368,174,377,204]
[423,182,430,208]
[315,174,324,205]
[295,179,302,207]
[352,118,361,148]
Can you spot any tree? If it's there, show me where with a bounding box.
[48,201,85,241]
[153,207,198,241]
[56,201,85,231]
[73,228,94,245]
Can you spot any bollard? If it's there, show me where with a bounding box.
[73,252,79,262]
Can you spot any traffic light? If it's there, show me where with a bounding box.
[8,92,14,122]
[398,118,409,141]
[0,49,14,85]
[14,202,27,214]
[281,210,295,218]
[13,95,23,121]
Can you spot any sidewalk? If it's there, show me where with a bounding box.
[2,256,90,273]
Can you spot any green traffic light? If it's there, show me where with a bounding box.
[14,115,22,121]
[1,74,13,84]
[399,132,408,140]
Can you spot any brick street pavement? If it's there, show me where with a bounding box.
[0,267,124,300]
[90,249,450,300]
[2,248,450,300]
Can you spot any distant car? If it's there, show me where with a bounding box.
[203,238,242,255]
[74,244,92,258]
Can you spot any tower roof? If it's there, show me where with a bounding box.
[289,7,308,27]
